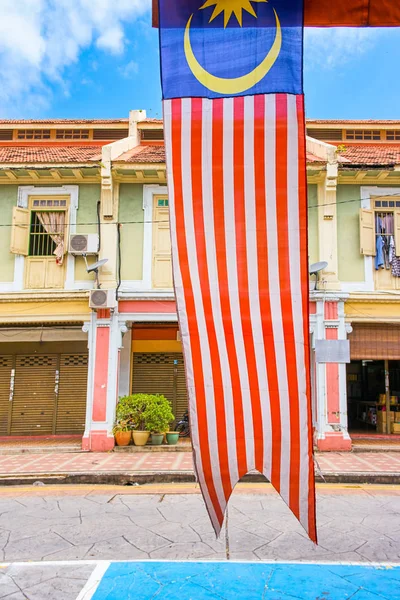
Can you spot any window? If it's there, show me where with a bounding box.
[359,199,400,259]
[157,199,169,207]
[56,129,90,140]
[386,130,400,141]
[29,211,66,263]
[17,129,51,140]
[346,130,381,141]
[32,199,67,208]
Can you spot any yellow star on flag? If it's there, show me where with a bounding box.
[200,0,267,27]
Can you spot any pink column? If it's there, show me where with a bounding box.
[82,310,120,452]
[316,301,351,452]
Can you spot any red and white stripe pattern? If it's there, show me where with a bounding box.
[163,93,317,542]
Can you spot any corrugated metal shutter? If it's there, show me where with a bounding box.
[349,324,400,360]
[0,356,12,435]
[141,129,164,141]
[56,354,88,434]
[10,355,57,435]
[132,353,188,421]
[306,128,343,141]
[175,355,188,420]
[93,128,129,140]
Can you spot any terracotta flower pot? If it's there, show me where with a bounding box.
[166,432,180,445]
[114,430,131,446]
[151,433,164,446]
[132,430,150,446]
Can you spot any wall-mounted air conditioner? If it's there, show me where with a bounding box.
[69,233,99,255]
[89,289,117,310]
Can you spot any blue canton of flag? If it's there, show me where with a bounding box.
[158,0,304,99]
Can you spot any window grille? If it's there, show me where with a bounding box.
[17,129,51,140]
[386,130,400,141]
[56,129,90,140]
[374,200,400,209]
[29,212,65,258]
[346,130,381,141]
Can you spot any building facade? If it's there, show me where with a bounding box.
[0,115,399,450]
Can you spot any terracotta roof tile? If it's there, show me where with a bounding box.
[140,119,163,124]
[114,145,166,163]
[307,119,400,125]
[0,118,128,125]
[338,144,400,166]
[116,145,327,166]
[306,152,325,164]
[0,146,102,164]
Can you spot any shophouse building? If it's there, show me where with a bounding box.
[0,114,399,451]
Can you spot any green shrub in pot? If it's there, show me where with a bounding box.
[144,394,174,445]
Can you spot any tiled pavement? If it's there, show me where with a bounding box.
[0,450,400,477]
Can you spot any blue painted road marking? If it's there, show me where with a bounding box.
[92,561,400,599]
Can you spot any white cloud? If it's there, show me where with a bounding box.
[0,0,151,116]
[304,27,381,70]
[118,60,139,78]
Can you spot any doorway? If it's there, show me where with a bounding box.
[347,359,400,434]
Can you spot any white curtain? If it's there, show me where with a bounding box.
[36,211,66,265]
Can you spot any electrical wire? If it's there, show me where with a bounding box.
[0,191,399,230]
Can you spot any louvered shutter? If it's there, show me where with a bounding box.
[10,355,57,435]
[359,208,376,256]
[10,207,29,255]
[0,356,12,435]
[394,211,400,254]
[56,354,88,434]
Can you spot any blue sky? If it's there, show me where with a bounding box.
[1,1,400,120]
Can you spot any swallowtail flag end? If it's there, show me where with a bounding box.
[158,0,317,543]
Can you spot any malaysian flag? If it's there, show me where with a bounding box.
[158,0,317,542]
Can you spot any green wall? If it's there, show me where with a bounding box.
[337,185,365,282]
[75,184,101,281]
[119,184,144,280]
[0,185,18,281]
[307,184,319,265]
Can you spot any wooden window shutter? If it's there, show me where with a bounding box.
[359,208,376,256]
[394,211,400,253]
[10,207,29,255]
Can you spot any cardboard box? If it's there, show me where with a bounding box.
[392,422,400,434]
[377,411,395,433]
[377,411,395,422]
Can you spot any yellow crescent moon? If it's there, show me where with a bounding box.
[184,8,282,95]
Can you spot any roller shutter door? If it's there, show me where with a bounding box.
[349,324,400,360]
[0,356,12,435]
[132,353,188,420]
[175,355,188,420]
[56,354,88,434]
[10,354,57,435]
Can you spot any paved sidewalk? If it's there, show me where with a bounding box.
[0,484,400,598]
[0,451,399,485]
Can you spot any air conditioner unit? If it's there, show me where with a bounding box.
[69,233,99,255]
[89,289,117,310]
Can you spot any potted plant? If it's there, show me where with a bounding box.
[112,420,131,446]
[116,394,151,446]
[166,431,180,445]
[144,394,174,446]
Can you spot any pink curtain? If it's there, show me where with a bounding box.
[36,211,66,265]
